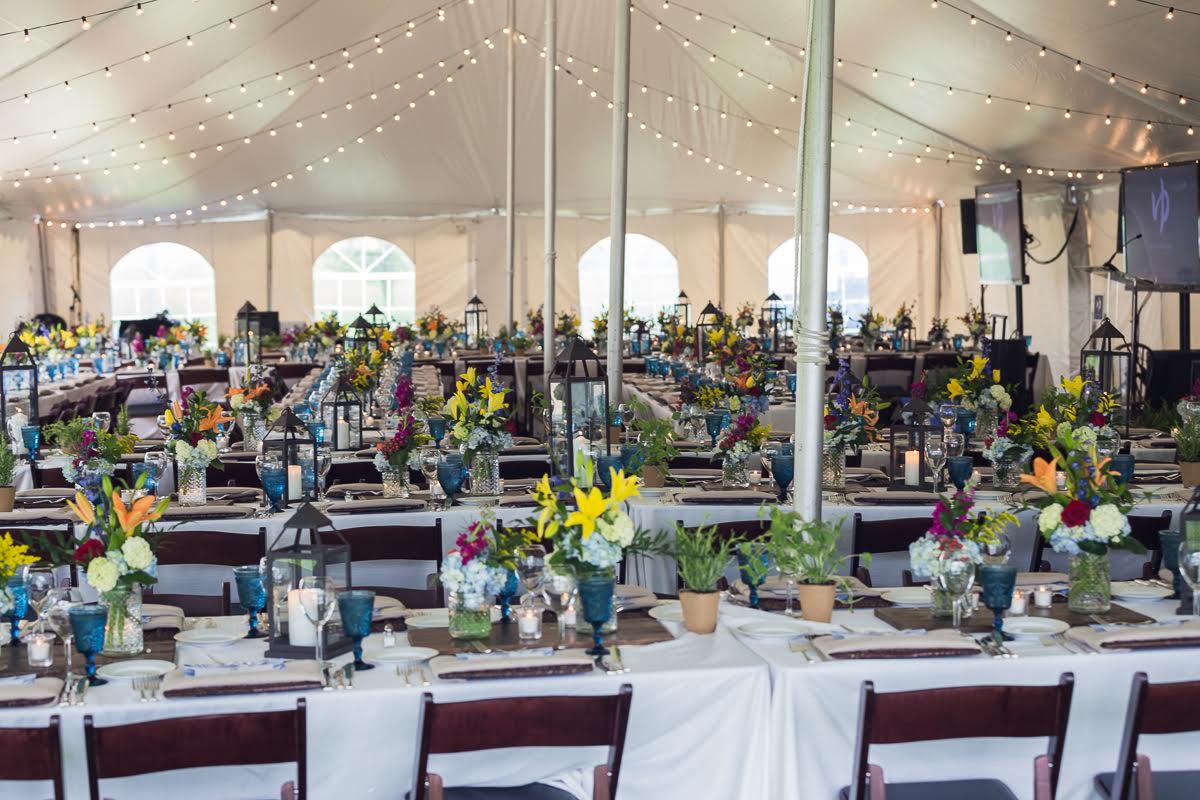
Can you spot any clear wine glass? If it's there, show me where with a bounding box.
[924,437,947,493]
[91,412,112,433]
[1180,541,1200,618]
[944,432,966,458]
[937,403,958,435]
[542,565,577,647]
[618,403,635,428]
[316,445,333,501]
[516,545,547,607]
[298,576,338,669]
[935,551,977,628]
[775,547,802,617]
[418,446,441,499]
[43,589,76,679]
[25,566,56,634]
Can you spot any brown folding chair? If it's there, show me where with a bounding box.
[1030,511,1172,577]
[85,700,306,800]
[10,523,80,587]
[499,458,552,480]
[1095,672,1200,799]
[147,528,267,616]
[320,522,444,606]
[410,686,633,800]
[850,513,930,587]
[842,675,1075,800]
[0,715,64,799]
[328,459,382,485]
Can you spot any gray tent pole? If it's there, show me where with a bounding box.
[543,0,557,376]
[792,0,836,521]
[606,0,631,400]
[505,0,517,332]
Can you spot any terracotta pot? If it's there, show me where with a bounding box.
[1182,462,1200,488]
[797,583,836,623]
[679,590,720,634]
[0,486,12,513]
[642,464,665,488]
[608,426,622,446]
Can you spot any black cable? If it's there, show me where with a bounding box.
[1025,206,1080,265]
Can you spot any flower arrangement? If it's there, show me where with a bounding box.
[526,305,545,337]
[163,389,228,476]
[1021,430,1138,557]
[338,349,384,393]
[909,478,1016,577]
[1036,375,1118,447]
[394,375,416,411]
[439,510,527,610]
[416,307,459,342]
[226,383,277,422]
[694,384,727,411]
[959,302,987,341]
[67,477,167,594]
[444,367,514,458]
[509,329,532,351]
[592,309,609,340]
[733,301,757,331]
[892,301,915,330]
[307,313,346,347]
[660,321,694,357]
[44,418,137,487]
[823,359,883,452]
[555,310,581,337]
[716,414,770,463]
[373,412,430,472]
[928,318,950,345]
[828,305,844,349]
[982,410,1043,463]
[530,472,641,575]
[946,355,1012,412]
[856,308,886,340]
[0,533,37,587]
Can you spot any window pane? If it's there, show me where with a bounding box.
[110,243,218,346]
[578,234,679,338]
[312,237,417,323]
[767,235,869,331]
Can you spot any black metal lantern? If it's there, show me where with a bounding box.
[632,319,651,357]
[0,333,39,439]
[347,315,376,355]
[364,303,388,332]
[888,396,934,490]
[235,301,262,366]
[695,302,724,363]
[1080,318,1129,402]
[674,291,692,327]
[321,384,364,451]
[464,295,488,349]
[262,408,319,507]
[548,336,610,479]
[759,292,790,353]
[895,320,915,352]
[264,502,353,660]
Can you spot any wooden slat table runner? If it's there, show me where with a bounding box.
[875,602,1154,635]
[1,638,177,678]
[407,613,674,655]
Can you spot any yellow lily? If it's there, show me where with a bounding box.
[1020,456,1059,494]
[462,367,477,387]
[1061,375,1085,398]
[533,474,554,501]
[487,388,508,414]
[607,469,640,508]
[946,378,964,399]
[65,491,96,525]
[1036,405,1056,430]
[992,369,1001,383]
[565,486,608,540]
[967,355,988,380]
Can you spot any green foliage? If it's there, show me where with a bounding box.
[0,433,16,487]
[673,524,736,593]
[766,508,866,586]
[116,404,130,436]
[628,398,679,469]
[44,418,136,463]
[735,539,771,586]
[1130,402,1181,434]
[1175,416,1200,462]
[417,396,446,418]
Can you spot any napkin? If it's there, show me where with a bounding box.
[430,651,594,680]
[615,583,659,610]
[159,505,255,520]
[844,468,891,487]
[325,483,384,498]
[0,509,72,524]
[326,498,426,514]
[668,468,722,480]
[181,658,286,678]
[353,448,380,459]
[15,488,75,503]
[849,491,939,506]
[373,596,406,622]
[162,660,324,697]
[511,437,542,446]
[142,603,186,632]
[1016,572,1069,587]
[671,440,708,450]
[206,487,262,502]
[1066,620,1200,651]
[675,489,772,506]
[498,495,539,508]
[811,629,982,659]
[503,444,549,454]
[0,676,65,707]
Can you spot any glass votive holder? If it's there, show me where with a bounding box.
[1009,589,1028,616]
[27,632,54,667]
[517,605,543,641]
[1034,586,1054,608]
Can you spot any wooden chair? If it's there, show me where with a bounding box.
[328,459,381,485]
[841,675,1075,800]
[676,519,771,592]
[319,522,444,606]
[148,528,266,616]
[409,686,633,800]
[499,457,551,480]
[85,700,306,800]
[0,715,64,800]
[850,513,931,587]
[1095,672,1200,799]
[1030,511,1172,577]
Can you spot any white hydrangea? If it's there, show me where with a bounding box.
[1038,503,1064,534]
[121,537,154,571]
[196,439,218,462]
[86,557,119,593]
[596,512,635,547]
[1073,425,1098,447]
[1090,504,1128,542]
[173,440,193,464]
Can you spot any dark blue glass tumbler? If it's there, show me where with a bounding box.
[578,570,616,657]
[978,564,1018,643]
[233,565,267,639]
[336,589,376,671]
[69,604,109,686]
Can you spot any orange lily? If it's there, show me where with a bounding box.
[848,396,880,440]
[111,491,163,534]
[1021,456,1059,494]
[65,491,96,525]
[198,404,232,432]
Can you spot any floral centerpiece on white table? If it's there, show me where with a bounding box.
[445,367,514,496]
[0,533,38,615]
[822,359,883,488]
[226,382,278,453]
[1019,429,1141,613]
[856,308,886,349]
[373,412,430,498]
[164,388,229,505]
[715,414,770,488]
[945,354,1012,438]
[981,410,1043,489]
[1036,375,1119,451]
[44,418,137,502]
[959,302,987,345]
[438,510,526,639]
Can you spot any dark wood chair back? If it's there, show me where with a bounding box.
[275,363,318,380]
[1106,672,1200,800]
[849,675,1074,800]
[499,458,551,480]
[920,352,962,371]
[0,715,63,799]
[328,459,381,485]
[177,367,231,394]
[412,686,632,800]
[151,528,265,616]
[1030,511,1171,575]
[84,701,306,800]
[850,513,930,586]
[319,522,444,606]
[208,459,261,486]
[676,520,770,591]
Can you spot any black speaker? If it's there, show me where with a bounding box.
[989,338,1030,411]
[959,198,977,255]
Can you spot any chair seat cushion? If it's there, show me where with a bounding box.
[1095,769,1200,799]
[445,785,576,800]
[839,779,1018,800]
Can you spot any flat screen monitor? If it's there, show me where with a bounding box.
[1121,162,1200,287]
[974,181,1025,285]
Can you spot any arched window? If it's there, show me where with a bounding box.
[110,242,217,344]
[767,235,870,330]
[312,236,416,323]
[577,234,679,337]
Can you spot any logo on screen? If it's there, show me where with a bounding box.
[1151,175,1171,234]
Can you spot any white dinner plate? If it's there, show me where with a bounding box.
[880,587,933,607]
[615,583,654,601]
[365,646,438,664]
[172,629,243,647]
[735,620,826,639]
[457,496,499,507]
[403,607,502,629]
[96,659,176,680]
[1001,617,1069,639]
[648,602,683,622]
[1111,582,1174,601]
[638,487,670,498]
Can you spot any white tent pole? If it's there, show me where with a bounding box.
[606,0,631,399]
[792,0,836,522]
[505,0,517,332]
[265,209,275,309]
[543,0,557,376]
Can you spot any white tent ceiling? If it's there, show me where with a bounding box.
[0,0,1195,223]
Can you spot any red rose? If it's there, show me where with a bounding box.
[1088,412,1107,427]
[73,538,106,564]
[823,414,837,430]
[505,419,516,433]
[1060,499,1092,528]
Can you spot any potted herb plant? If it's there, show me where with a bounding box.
[766,508,861,623]
[628,412,679,488]
[1175,415,1200,488]
[0,432,16,512]
[673,523,735,634]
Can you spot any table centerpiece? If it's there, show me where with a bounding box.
[163,388,229,505]
[823,359,882,489]
[445,367,514,498]
[373,412,430,498]
[44,417,137,502]
[982,410,1042,489]
[714,413,770,488]
[226,382,277,453]
[1037,374,1120,456]
[768,508,864,622]
[944,354,1012,439]
[438,510,527,638]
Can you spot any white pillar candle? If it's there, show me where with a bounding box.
[1009,590,1027,616]
[1034,586,1053,608]
[904,450,921,486]
[287,589,317,647]
[286,465,302,501]
[336,418,350,450]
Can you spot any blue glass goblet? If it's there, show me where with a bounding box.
[261,466,287,513]
[436,457,466,505]
[578,571,615,657]
[978,564,1018,644]
[427,417,447,447]
[5,575,27,646]
[336,589,376,671]
[770,454,794,502]
[1111,454,1136,486]
[305,420,326,446]
[20,425,40,465]
[736,548,771,609]
[619,443,643,474]
[596,455,623,492]
[497,569,519,624]
[1159,530,1183,600]
[704,412,726,449]
[69,604,109,686]
[946,456,974,491]
[233,565,267,639]
[787,373,797,397]
[955,409,976,437]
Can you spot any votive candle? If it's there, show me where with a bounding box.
[27,633,53,667]
[1009,590,1027,616]
[1034,586,1053,608]
[517,607,542,641]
